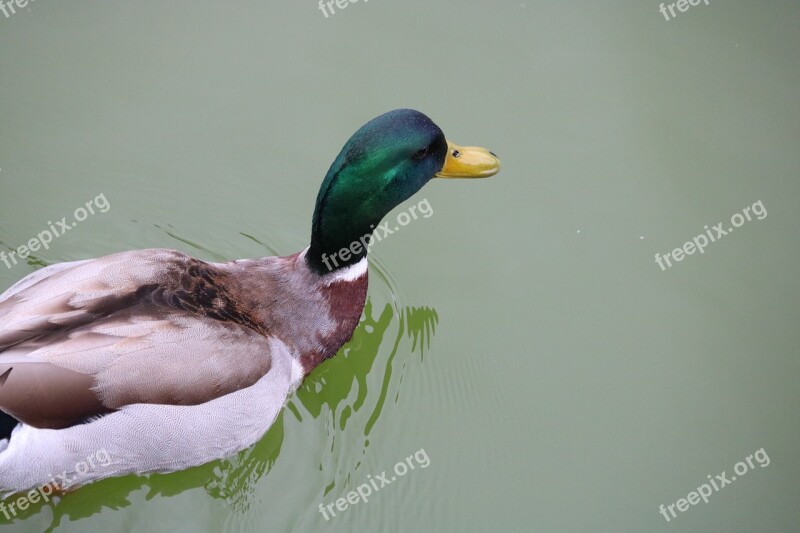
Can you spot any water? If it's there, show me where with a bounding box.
[1,1,799,531]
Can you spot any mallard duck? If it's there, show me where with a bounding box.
[0,109,499,496]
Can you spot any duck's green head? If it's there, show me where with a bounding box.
[307,109,500,274]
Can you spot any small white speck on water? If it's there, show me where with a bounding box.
[639,236,644,240]
[576,230,581,234]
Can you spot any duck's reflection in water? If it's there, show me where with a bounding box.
[26,298,438,530]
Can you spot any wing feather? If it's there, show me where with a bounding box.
[0,249,276,429]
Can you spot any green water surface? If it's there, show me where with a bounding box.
[0,1,799,532]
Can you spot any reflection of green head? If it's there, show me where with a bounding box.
[307,109,448,273]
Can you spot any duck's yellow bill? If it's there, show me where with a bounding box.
[435,141,501,179]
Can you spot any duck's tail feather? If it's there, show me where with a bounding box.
[0,409,19,441]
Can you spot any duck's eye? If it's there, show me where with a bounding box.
[451,149,461,158]
[413,147,429,160]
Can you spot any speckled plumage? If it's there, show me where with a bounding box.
[0,248,367,496]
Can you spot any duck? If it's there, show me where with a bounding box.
[0,109,499,497]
